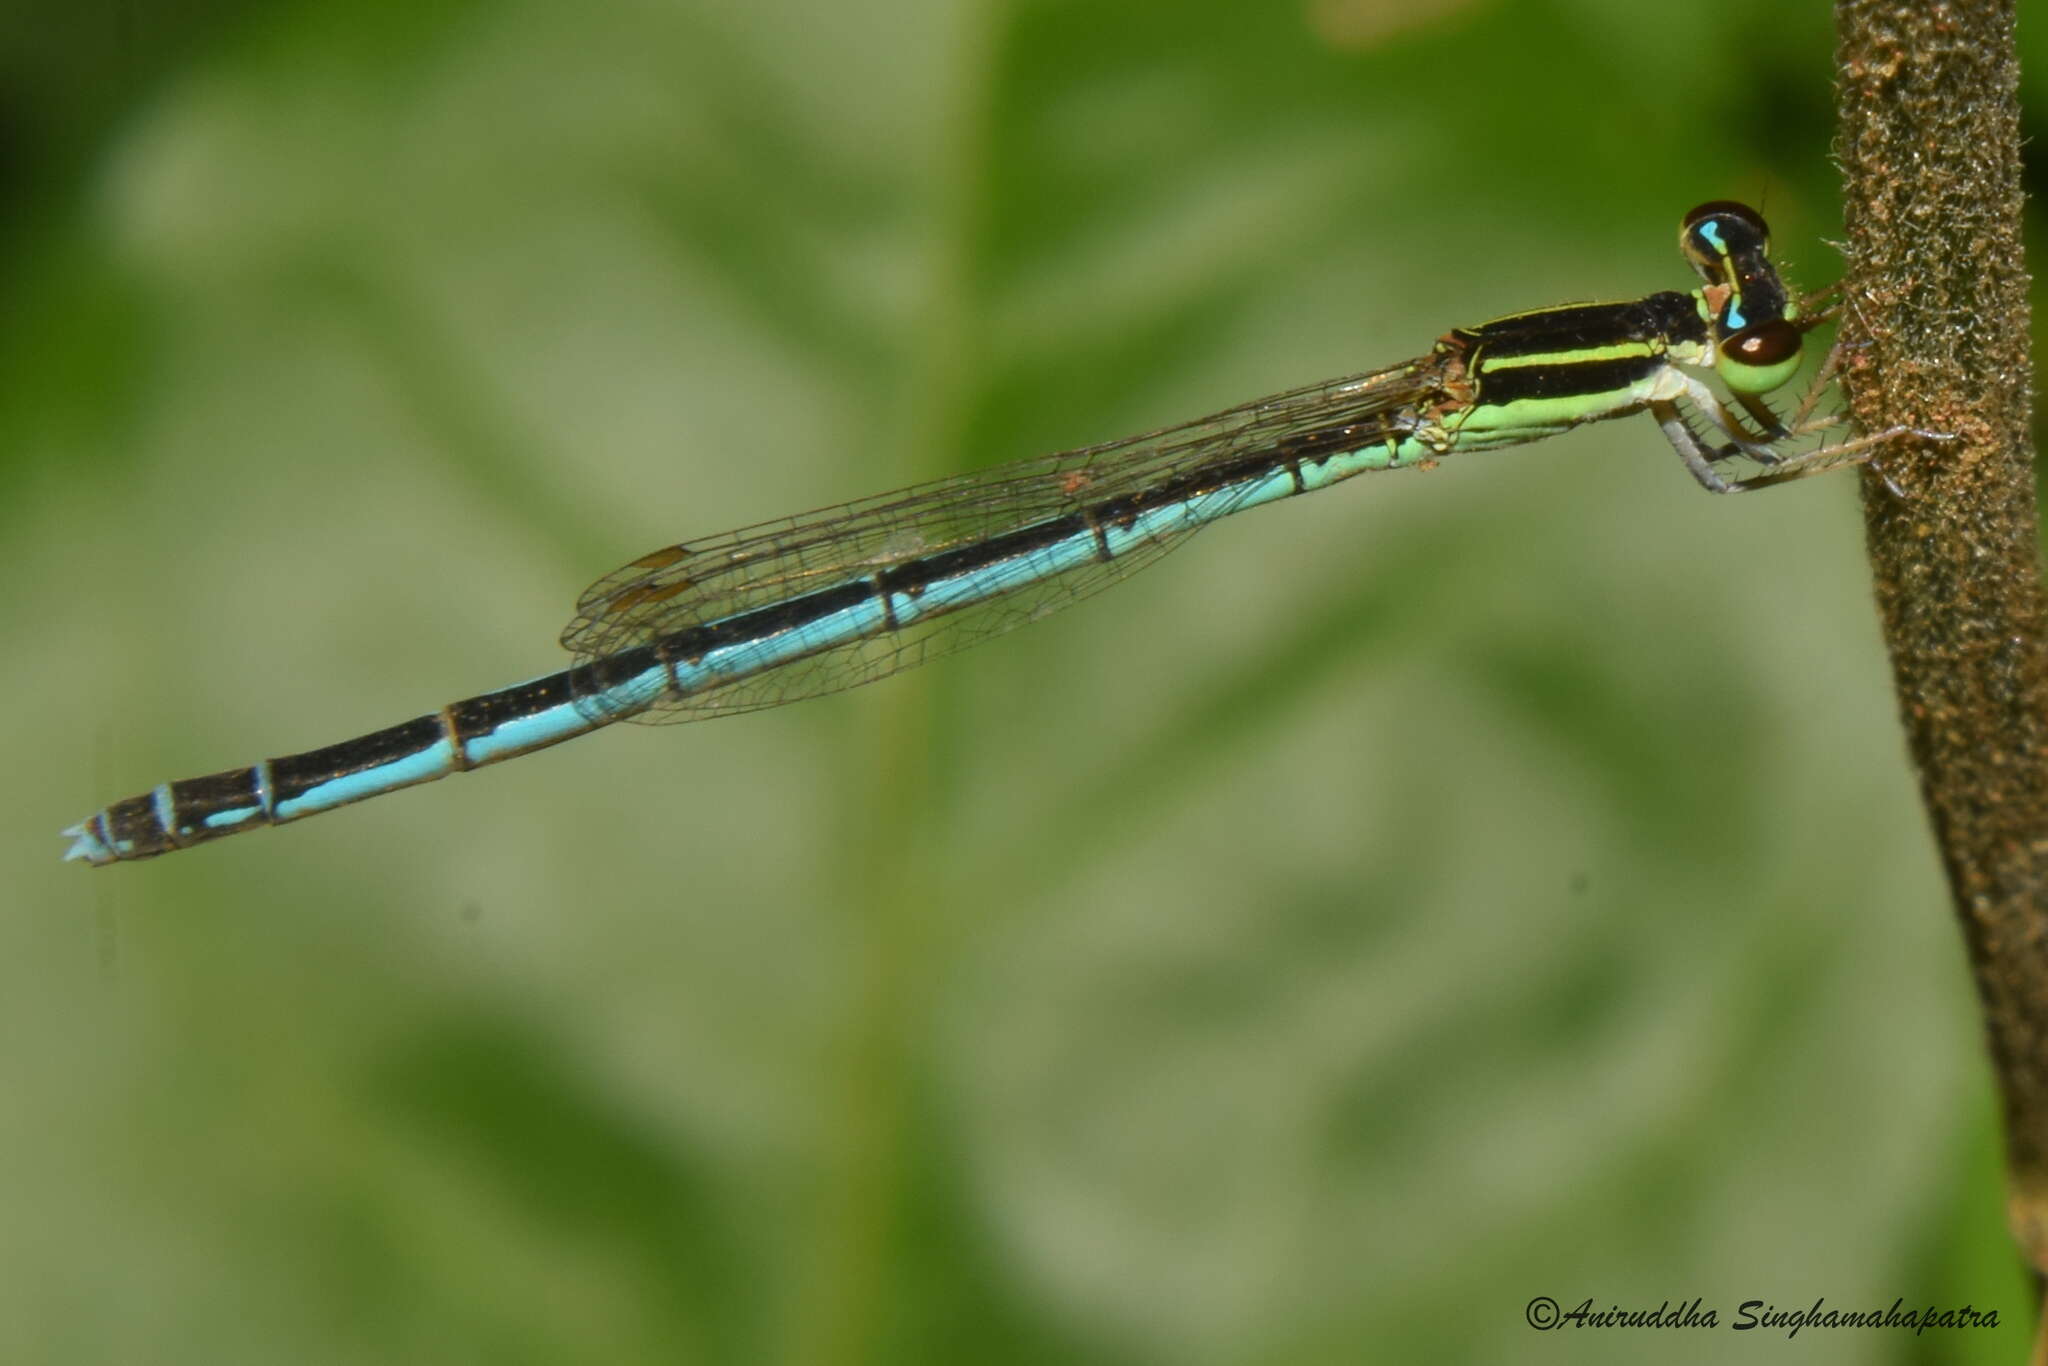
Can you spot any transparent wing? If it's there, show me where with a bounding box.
[562,358,1444,724]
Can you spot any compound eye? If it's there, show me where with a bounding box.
[1716,319,1803,395]
[1683,200,1770,239]
[1721,319,1800,367]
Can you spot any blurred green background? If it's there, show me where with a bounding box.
[4,0,2041,1361]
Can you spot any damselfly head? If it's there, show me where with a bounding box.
[1681,201,1802,395]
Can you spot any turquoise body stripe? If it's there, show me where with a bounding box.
[204,804,264,831]
[275,736,459,820]
[695,594,894,679]
[894,526,1103,624]
[462,698,605,766]
[531,592,899,733]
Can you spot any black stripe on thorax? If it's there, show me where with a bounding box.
[1455,291,1706,355]
[1453,291,1707,409]
[1470,354,1660,407]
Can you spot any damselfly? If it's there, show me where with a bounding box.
[64,201,1902,865]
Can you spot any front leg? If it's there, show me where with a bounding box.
[1650,399,1743,494]
[1669,373,1787,464]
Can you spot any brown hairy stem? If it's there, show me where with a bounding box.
[1834,0,2048,1270]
